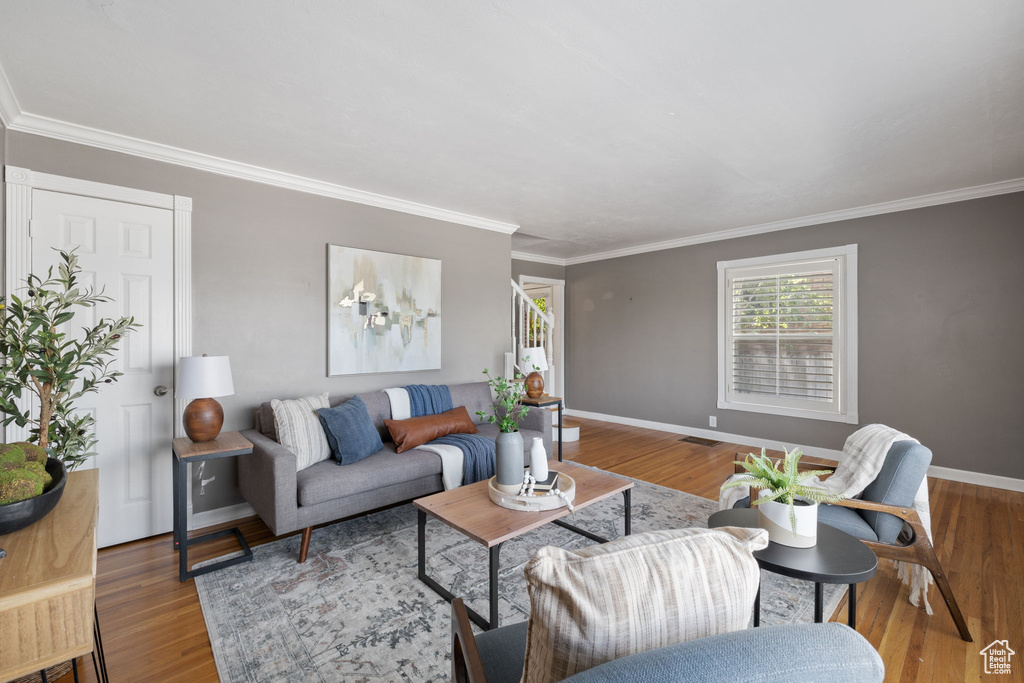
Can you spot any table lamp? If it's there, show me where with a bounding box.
[518,347,549,398]
[177,355,234,442]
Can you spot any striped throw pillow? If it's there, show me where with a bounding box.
[271,393,331,471]
[521,527,768,683]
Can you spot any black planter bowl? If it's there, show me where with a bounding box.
[0,457,68,536]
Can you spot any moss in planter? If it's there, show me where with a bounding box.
[0,442,53,504]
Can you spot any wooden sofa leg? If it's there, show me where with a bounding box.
[918,539,972,642]
[299,527,312,563]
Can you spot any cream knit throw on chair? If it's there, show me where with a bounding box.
[718,424,934,614]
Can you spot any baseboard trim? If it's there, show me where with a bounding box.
[189,502,256,531]
[926,466,1024,493]
[564,408,1024,492]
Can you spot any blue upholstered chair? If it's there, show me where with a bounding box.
[734,440,971,642]
[451,598,883,683]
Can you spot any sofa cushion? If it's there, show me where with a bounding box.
[295,442,442,506]
[271,393,331,471]
[317,396,384,466]
[520,527,768,683]
[562,623,885,683]
[384,406,478,453]
[449,381,495,423]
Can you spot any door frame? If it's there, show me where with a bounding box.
[4,164,193,522]
[517,274,565,405]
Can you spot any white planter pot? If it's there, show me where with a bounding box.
[756,490,818,548]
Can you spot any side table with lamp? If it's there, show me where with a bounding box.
[171,355,255,582]
[517,346,564,461]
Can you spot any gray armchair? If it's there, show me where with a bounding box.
[735,440,971,641]
[452,598,884,683]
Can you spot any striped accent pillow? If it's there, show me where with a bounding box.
[271,393,331,471]
[521,527,768,683]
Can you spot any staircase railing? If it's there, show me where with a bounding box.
[509,278,556,394]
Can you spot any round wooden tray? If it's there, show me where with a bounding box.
[488,471,576,511]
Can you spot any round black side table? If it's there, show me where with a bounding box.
[709,507,878,627]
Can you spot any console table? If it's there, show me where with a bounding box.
[0,469,108,681]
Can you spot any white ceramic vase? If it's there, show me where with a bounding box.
[756,489,818,548]
[529,437,548,481]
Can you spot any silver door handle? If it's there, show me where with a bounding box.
[154,385,169,397]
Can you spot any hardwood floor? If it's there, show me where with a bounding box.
[57,417,1022,682]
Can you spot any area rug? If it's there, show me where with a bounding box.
[195,470,846,682]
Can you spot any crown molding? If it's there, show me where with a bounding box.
[0,95,518,235]
[0,61,20,127]
[511,250,568,266]
[562,177,1024,266]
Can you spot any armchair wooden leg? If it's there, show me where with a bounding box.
[918,539,972,642]
[299,527,312,563]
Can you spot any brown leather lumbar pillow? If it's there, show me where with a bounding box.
[384,406,479,453]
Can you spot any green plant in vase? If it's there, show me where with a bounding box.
[475,368,529,432]
[477,368,531,494]
[722,447,845,546]
[0,249,139,478]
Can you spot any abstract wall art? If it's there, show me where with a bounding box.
[327,245,442,375]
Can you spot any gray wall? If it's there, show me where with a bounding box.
[512,258,566,283]
[4,131,511,512]
[566,192,1024,479]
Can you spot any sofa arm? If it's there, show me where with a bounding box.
[519,405,553,455]
[238,429,299,536]
[563,623,884,683]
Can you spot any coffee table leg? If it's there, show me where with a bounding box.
[848,583,857,628]
[753,583,760,627]
[814,582,824,623]
[489,543,503,630]
[622,489,632,536]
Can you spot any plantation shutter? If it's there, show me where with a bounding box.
[727,258,840,412]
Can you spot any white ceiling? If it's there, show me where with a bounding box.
[1,1,1022,260]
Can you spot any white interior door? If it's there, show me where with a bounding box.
[31,189,175,547]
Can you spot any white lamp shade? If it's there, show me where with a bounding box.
[518,347,549,373]
[176,355,235,399]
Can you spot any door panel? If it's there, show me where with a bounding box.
[31,189,175,547]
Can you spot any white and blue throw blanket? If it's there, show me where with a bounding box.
[384,385,495,489]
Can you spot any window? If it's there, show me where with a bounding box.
[717,245,858,423]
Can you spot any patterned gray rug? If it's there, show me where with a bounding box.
[195,470,845,682]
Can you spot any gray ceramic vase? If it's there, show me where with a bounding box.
[494,430,524,493]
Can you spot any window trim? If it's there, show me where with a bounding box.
[717,244,858,424]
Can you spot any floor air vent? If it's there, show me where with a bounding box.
[680,436,722,447]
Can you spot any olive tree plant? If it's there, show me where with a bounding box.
[0,250,138,471]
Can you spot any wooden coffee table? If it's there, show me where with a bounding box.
[414,460,633,630]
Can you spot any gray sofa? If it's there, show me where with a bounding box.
[239,381,552,562]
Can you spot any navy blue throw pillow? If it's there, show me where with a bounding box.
[317,396,384,465]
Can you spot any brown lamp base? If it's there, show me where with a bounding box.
[524,371,545,399]
[184,397,225,442]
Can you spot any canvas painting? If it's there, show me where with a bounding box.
[327,245,442,375]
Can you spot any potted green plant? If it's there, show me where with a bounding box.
[476,368,530,494]
[722,447,845,547]
[0,249,137,533]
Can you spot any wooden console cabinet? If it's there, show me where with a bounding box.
[0,469,99,681]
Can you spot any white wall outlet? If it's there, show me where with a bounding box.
[709,416,717,428]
